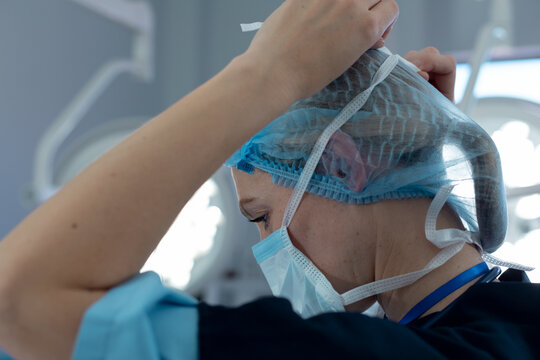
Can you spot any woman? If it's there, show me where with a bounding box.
[0,1,538,359]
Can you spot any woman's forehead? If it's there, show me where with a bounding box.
[232,167,267,185]
[231,167,291,202]
[231,168,270,198]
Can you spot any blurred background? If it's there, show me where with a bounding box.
[0,0,539,307]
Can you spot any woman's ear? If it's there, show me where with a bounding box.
[317,130,367,193]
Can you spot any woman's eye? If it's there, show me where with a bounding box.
[248,214,271,231]
[249,215,268,225]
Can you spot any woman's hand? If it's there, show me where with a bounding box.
[405,47,457,102]
[243,0,399,102]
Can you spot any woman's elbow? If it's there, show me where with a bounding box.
[0,275,19,351]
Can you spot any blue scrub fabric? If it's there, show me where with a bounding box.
[0,348,13,360]
[72,272,198,360]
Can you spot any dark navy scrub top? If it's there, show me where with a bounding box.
[66,270,539,359]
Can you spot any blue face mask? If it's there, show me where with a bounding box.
[253,227,348,317]
[250,53,533,319]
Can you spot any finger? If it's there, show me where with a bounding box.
[371,18,397,49]
[381,18,397,41]
[407,50,455,75]
[432,76,456,103]
[417,71,429,81]
[423,54,455,75]
[404,50,418,60]
[404,50,426,69]
[368,0,383,11]
[369,0,400,33]
[405,48,456,102]
[371,38,385,49]
[366,1,398,50]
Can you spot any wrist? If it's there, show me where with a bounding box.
[228,53,300,114]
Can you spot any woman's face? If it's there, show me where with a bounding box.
[232,167,378,311]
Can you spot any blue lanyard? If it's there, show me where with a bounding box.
[399,262,490,325]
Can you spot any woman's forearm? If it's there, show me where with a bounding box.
[0,56,293,293]
[0,56,295,359]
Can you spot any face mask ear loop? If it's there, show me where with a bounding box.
[281,54,400,229]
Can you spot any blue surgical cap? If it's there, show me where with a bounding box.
[226,49,506,253]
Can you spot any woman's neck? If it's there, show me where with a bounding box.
[379,243,483,321]
[371,198,484,322]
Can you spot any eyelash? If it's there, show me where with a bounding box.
[249,215,269,228]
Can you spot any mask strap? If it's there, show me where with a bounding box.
[425,186,534,271]
[482,252,534,271]
[281,54,400,228]
[425,185,478,248]
[341,186,469,305]
[427,188,535,272]
[341,186,534,306]
[342,243,464,305]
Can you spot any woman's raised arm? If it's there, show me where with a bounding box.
[0,1,398,358]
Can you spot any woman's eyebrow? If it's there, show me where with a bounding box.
[238,197,257,218]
